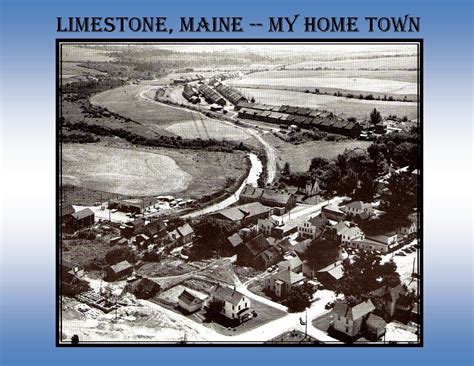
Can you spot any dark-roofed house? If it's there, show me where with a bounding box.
[264,269,306,298]
[237,234,271,269]
[61,259,85,285]
[322,204,346,222]
[370,284,415,318]
[255,245,283,270]
[178,289,206,313]
[315,262,344,289]
[123,278,160,299]
[61,204,75,218]
[65,208,95,232]
[365,313,387,340]
[240,185,297,212]
[210,202,273,229]
[208,284,252,322]
[105,261,133,282]
[333,299,376,337]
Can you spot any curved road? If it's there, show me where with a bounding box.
[138,85,277,184]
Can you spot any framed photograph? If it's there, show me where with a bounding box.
[57,40,422,346]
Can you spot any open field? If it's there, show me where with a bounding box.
[90,85,200,128]
[62,143,248,199]
[62,144,192,196]
[263,135,372,172]
[229,74,417,95]
[238,87,417,120]
[286,55,418,71]
[61,62,106,80]
[61,45,115,62]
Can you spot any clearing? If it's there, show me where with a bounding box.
[62,144,192,196]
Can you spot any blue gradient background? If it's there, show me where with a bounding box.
[0,0,472,365]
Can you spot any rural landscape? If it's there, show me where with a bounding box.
[59,42,421,345]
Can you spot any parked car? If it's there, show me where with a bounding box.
[325,301,335,310]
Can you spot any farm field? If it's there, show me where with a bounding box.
[229,74,417,95]
[61,62,106,80]
[286,55,418,71]
[264,135,372,172]
[90,85,200,129]
[61,45,115,62]
[237,87,417,120]
[62,144,248,199]
[62,144,192,196]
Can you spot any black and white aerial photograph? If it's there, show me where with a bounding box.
[58,41,422,345]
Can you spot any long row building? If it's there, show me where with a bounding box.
[235,101,362,138]
[214,82,247,105]
[198,84,226,106]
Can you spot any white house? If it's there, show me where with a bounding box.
[257,217,278,236]
[340,225,365,245]
[208,284,252,323]
[305,179,321,196]
[297,214,328,240]
[333,299,375,337]
[350,231,398,253]
[341,201,373,217]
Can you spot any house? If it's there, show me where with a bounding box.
[264,269,305,298]
[277,256,303,273]
[237,234,272,269]
[61,259,85,285]
[398,213,418,238]
[370,284,415,317]
[105,261,133,281]
[198,84,226,105]
[333,299,376,338]
[305,179,321,196]
[322,204,346,222]
[210,202,273,229]
[298,214,328,240]
[341,201,373,217]
[315,262,344,288]
[365,313,387,340]
[258,217,278,236]
[240,185,297,212]
[271,221,298,239]
[327,221,350,242]
[123,278,160,299]
[61,204,75,223]
[340,225,365,246]
[64,208,95,232]
[178,289,205,313]
[120,217,166,238]
[177,223,194,245]
[208,284,252,322]
[353,231,399,253]
[227,233,243,249]
[255,245,283,270]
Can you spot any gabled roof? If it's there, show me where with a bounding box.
[126,278,158,294]
[71,208,94,220]
[227,233,243,248]
[343,226,363,238]
[366,313,387,330]
[278,256,302,271]
[177,223,193,237]
[317,262,344,280]
[109,260,133,274]
[273,269,305,285]
[333,299,375,320]
[238,202,272,217]
[61,204,75,217]
[244,234,271,257]
[211,285,245,305]
[178,289,204,306]
[257,245,281,264]
[333,221,350,235]
[343,201,371,210]
[371,284,408,303]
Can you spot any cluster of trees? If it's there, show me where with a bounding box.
[285,282,316,313]
[61,78,125,99]
[62,133,99,144]
[185,219,235,261]
[336,251,400,298]
[105,246,137,265]
[63,121,252,153]
[302,238,341,272]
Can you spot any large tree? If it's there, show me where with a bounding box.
[370,108,383,126]
[336,251,400,297]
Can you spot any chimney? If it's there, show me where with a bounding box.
[232,285,236,295]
